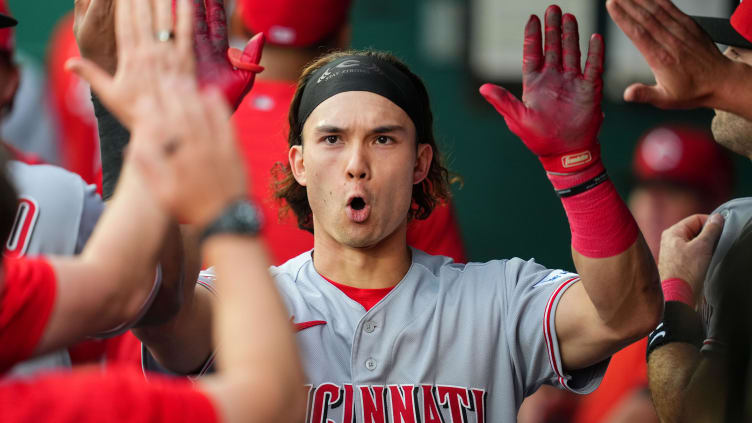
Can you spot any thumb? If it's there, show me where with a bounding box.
[227,33,265,72]
[623,83,665,106]
[65,57,114,101]
[695,213,725,246]
[479,83,524,122]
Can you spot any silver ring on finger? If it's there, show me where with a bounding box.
[156,30,175,42]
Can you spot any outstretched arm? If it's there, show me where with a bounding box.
[481,6,662,370]
[606,0,752,120]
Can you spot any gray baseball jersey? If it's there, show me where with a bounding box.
[701,197,752,353]
[4,160,103,378]
[145,248,608,422]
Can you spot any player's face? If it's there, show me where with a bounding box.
[291,91,432,248]
[711,47,752,159]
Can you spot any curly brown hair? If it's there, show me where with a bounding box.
[273,49,454,233]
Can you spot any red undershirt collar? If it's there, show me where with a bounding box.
[318,273,394,311]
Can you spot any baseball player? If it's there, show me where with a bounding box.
[72,4,664,422]
[609,0,752,420]
[230,0,467,265]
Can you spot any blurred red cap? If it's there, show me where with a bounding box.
[633,125,733,204]
[238,0,351,47]
[0,0,15,53]
[732,0,752,44]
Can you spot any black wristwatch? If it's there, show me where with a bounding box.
[200,199,263,243]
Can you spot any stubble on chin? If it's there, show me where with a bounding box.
[711,110,752,159]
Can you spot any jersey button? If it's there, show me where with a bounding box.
[364,321,376,333]
[365,358,377,371]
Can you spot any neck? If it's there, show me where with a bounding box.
[256,46,321,82]
[312,222,412,290]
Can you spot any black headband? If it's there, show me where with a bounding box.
[297,55,423,131]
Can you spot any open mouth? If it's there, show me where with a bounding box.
[346,196,370,223]
[349,197,366,211]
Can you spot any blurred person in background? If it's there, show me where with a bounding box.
[229,0,467,265]
[0,1,60,165]
[608,0,752,420]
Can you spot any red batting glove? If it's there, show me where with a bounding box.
[190,0,264,110]
[480,6,605,174]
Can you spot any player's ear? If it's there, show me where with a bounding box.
[413,143,432,185]
[289,145,307,186]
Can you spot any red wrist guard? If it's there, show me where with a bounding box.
[548,162,639,258]
[661,278,694,306]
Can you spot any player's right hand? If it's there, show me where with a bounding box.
[480,5,605,174]
[658,213,725,306]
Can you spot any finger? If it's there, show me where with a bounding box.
[607,0,670,64]
[202,87,234,153]
[583,34,604,83]
[193,0,211,61]
[694,213,725,246]
[543,5,563,69]
[114,0,135,53]
[175,0,196,72]
[227,32,265,72]
[479,83,525,123]
[654,0,707,41]
[623,82,668,106]
[205,0,229,52]
[65,57,115,102]
[668,214,708,241]
[132,0,155,46]
[153,0,173,34]
[74,0,93,21]
[561,13,581,76]
[522,15,543,75]
[616,0,684,55]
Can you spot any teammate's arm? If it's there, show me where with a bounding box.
[647,214,726,423]
[481,6,662,371]
[35,155,169,355]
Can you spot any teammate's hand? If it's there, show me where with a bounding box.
[68,0,197,128]
[658,213,724,305]
[480,5,604,174]
[130,85,246,227]
[606,0,732,110]
[192,0,265,110]
[74,0,117,75]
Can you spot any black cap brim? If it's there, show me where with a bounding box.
[691,16,752,49]
[0,13,16,29]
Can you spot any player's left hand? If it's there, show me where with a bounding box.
[480,5,604,174]
[658,213,724,306]
[192,0,265,110]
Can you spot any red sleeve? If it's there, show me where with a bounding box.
[407,201,467,263]
[0,257,57,373]
[0,366,219,423]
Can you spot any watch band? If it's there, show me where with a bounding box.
[199,199,263,243]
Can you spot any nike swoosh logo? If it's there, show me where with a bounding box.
[294,320,327,332]
[648,331,666,347]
